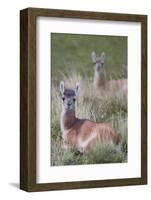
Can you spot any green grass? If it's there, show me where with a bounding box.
[51,33,127,166]
[51,33,127,81]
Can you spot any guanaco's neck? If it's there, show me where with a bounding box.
[94,70,105,89]
[61,109,77,132]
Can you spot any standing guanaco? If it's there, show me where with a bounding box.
[91,51,127,92]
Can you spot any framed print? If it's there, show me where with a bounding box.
[20,8,147,191]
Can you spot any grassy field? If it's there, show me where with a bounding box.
[51,33,127,166]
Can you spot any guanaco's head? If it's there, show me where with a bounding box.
[59,81,80,111]
[91,51,105,74]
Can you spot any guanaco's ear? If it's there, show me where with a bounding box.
[100,52,105,63]
[75,82,80,96]
[60,81,65,95]
[91,51,96,63]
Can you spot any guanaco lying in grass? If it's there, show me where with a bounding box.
[60,81,120,153]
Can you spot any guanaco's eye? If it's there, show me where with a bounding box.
[62,97,65,101]
[73,98,76,102]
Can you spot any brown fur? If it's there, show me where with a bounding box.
[94,73,106,88]
[94,72,127,93]
[106,79,127,91]
[62,111,120,152]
